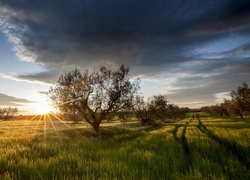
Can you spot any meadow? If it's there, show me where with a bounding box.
[0,114,250,179]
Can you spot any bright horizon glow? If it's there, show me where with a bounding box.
[28,92,54,115]
[32,101,53,115]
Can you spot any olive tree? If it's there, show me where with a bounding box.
[132,95,155,124]
[221,82,250,119]
[166,104,189,119]
[222,99,244,119]
[0,107,18,120]
[132,95,168,124]
[230,82,250,119]
[201,104,230,117]
[49,65,139,133]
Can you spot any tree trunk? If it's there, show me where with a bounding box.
[225,112,230,118]
[91,122,100,133]
[239,113,244,120]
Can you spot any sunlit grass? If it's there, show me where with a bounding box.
[0,114,250,179]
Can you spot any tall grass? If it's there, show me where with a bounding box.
[0,115,250,179]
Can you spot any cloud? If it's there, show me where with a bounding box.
[0,0,250,107]
[0,69,60,85]
[38,91,48,95]
[0,93,34,106]
[233,42,250,54]
[1,0,249,69]
[166,58,250,107]
[13,70,59,84]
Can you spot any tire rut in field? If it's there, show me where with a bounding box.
[181,124,193,173]
[172,124,193,174]
[172,125,181,142]
[197,119,250,169]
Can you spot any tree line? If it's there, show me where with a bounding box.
[201,82,250,119]
[49,65,189,133]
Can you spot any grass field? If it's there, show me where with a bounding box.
[0,114,250,179]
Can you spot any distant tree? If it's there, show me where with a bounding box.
[0,107,18,120]
[221,82,250,119]
[166,104,189,119]
[132,95,155,124]
[201,106,212,114]
[49,65,139,133]
[230,82,250,119]
[219,103,230,117]
[132,95,189,124]
[201,104,230,117]
[120,111,133,123]
[152,95,169,121]
[222,99,243,119]
[201,82,250,119]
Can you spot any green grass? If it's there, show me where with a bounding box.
[0,114,250,179]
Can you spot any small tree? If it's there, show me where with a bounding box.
[132,95,155,124]
[220,102,230,117]
[230,82,250,119]
[132,95,168,124]
[117,111,133,124]
[49,65,139,133]
[166,104,188,119]
[0,107,18,120]
[222,82,250,119]
[151,95,169,122]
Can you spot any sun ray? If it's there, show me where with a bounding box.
[43,114,47,148]
[49,113,85,138]
[11,114,41,142]
[34,115,43,133]
[46,114,62,141]
[42,115,47,148]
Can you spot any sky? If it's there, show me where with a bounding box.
[0,0,250,114]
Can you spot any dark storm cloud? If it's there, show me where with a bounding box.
[0,93,34,106]
[1,0,250,68]
[1,0,250,106]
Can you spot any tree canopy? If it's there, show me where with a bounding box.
[49,65,139,132]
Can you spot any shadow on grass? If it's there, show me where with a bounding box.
[140,124,165,132]
[60,127,144,142]
[197,119,250,169]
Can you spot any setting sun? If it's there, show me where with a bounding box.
[33,101,53,115]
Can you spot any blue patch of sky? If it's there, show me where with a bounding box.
[140,80,165,98]
[0,31,44,74]
[193,35,250,58]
